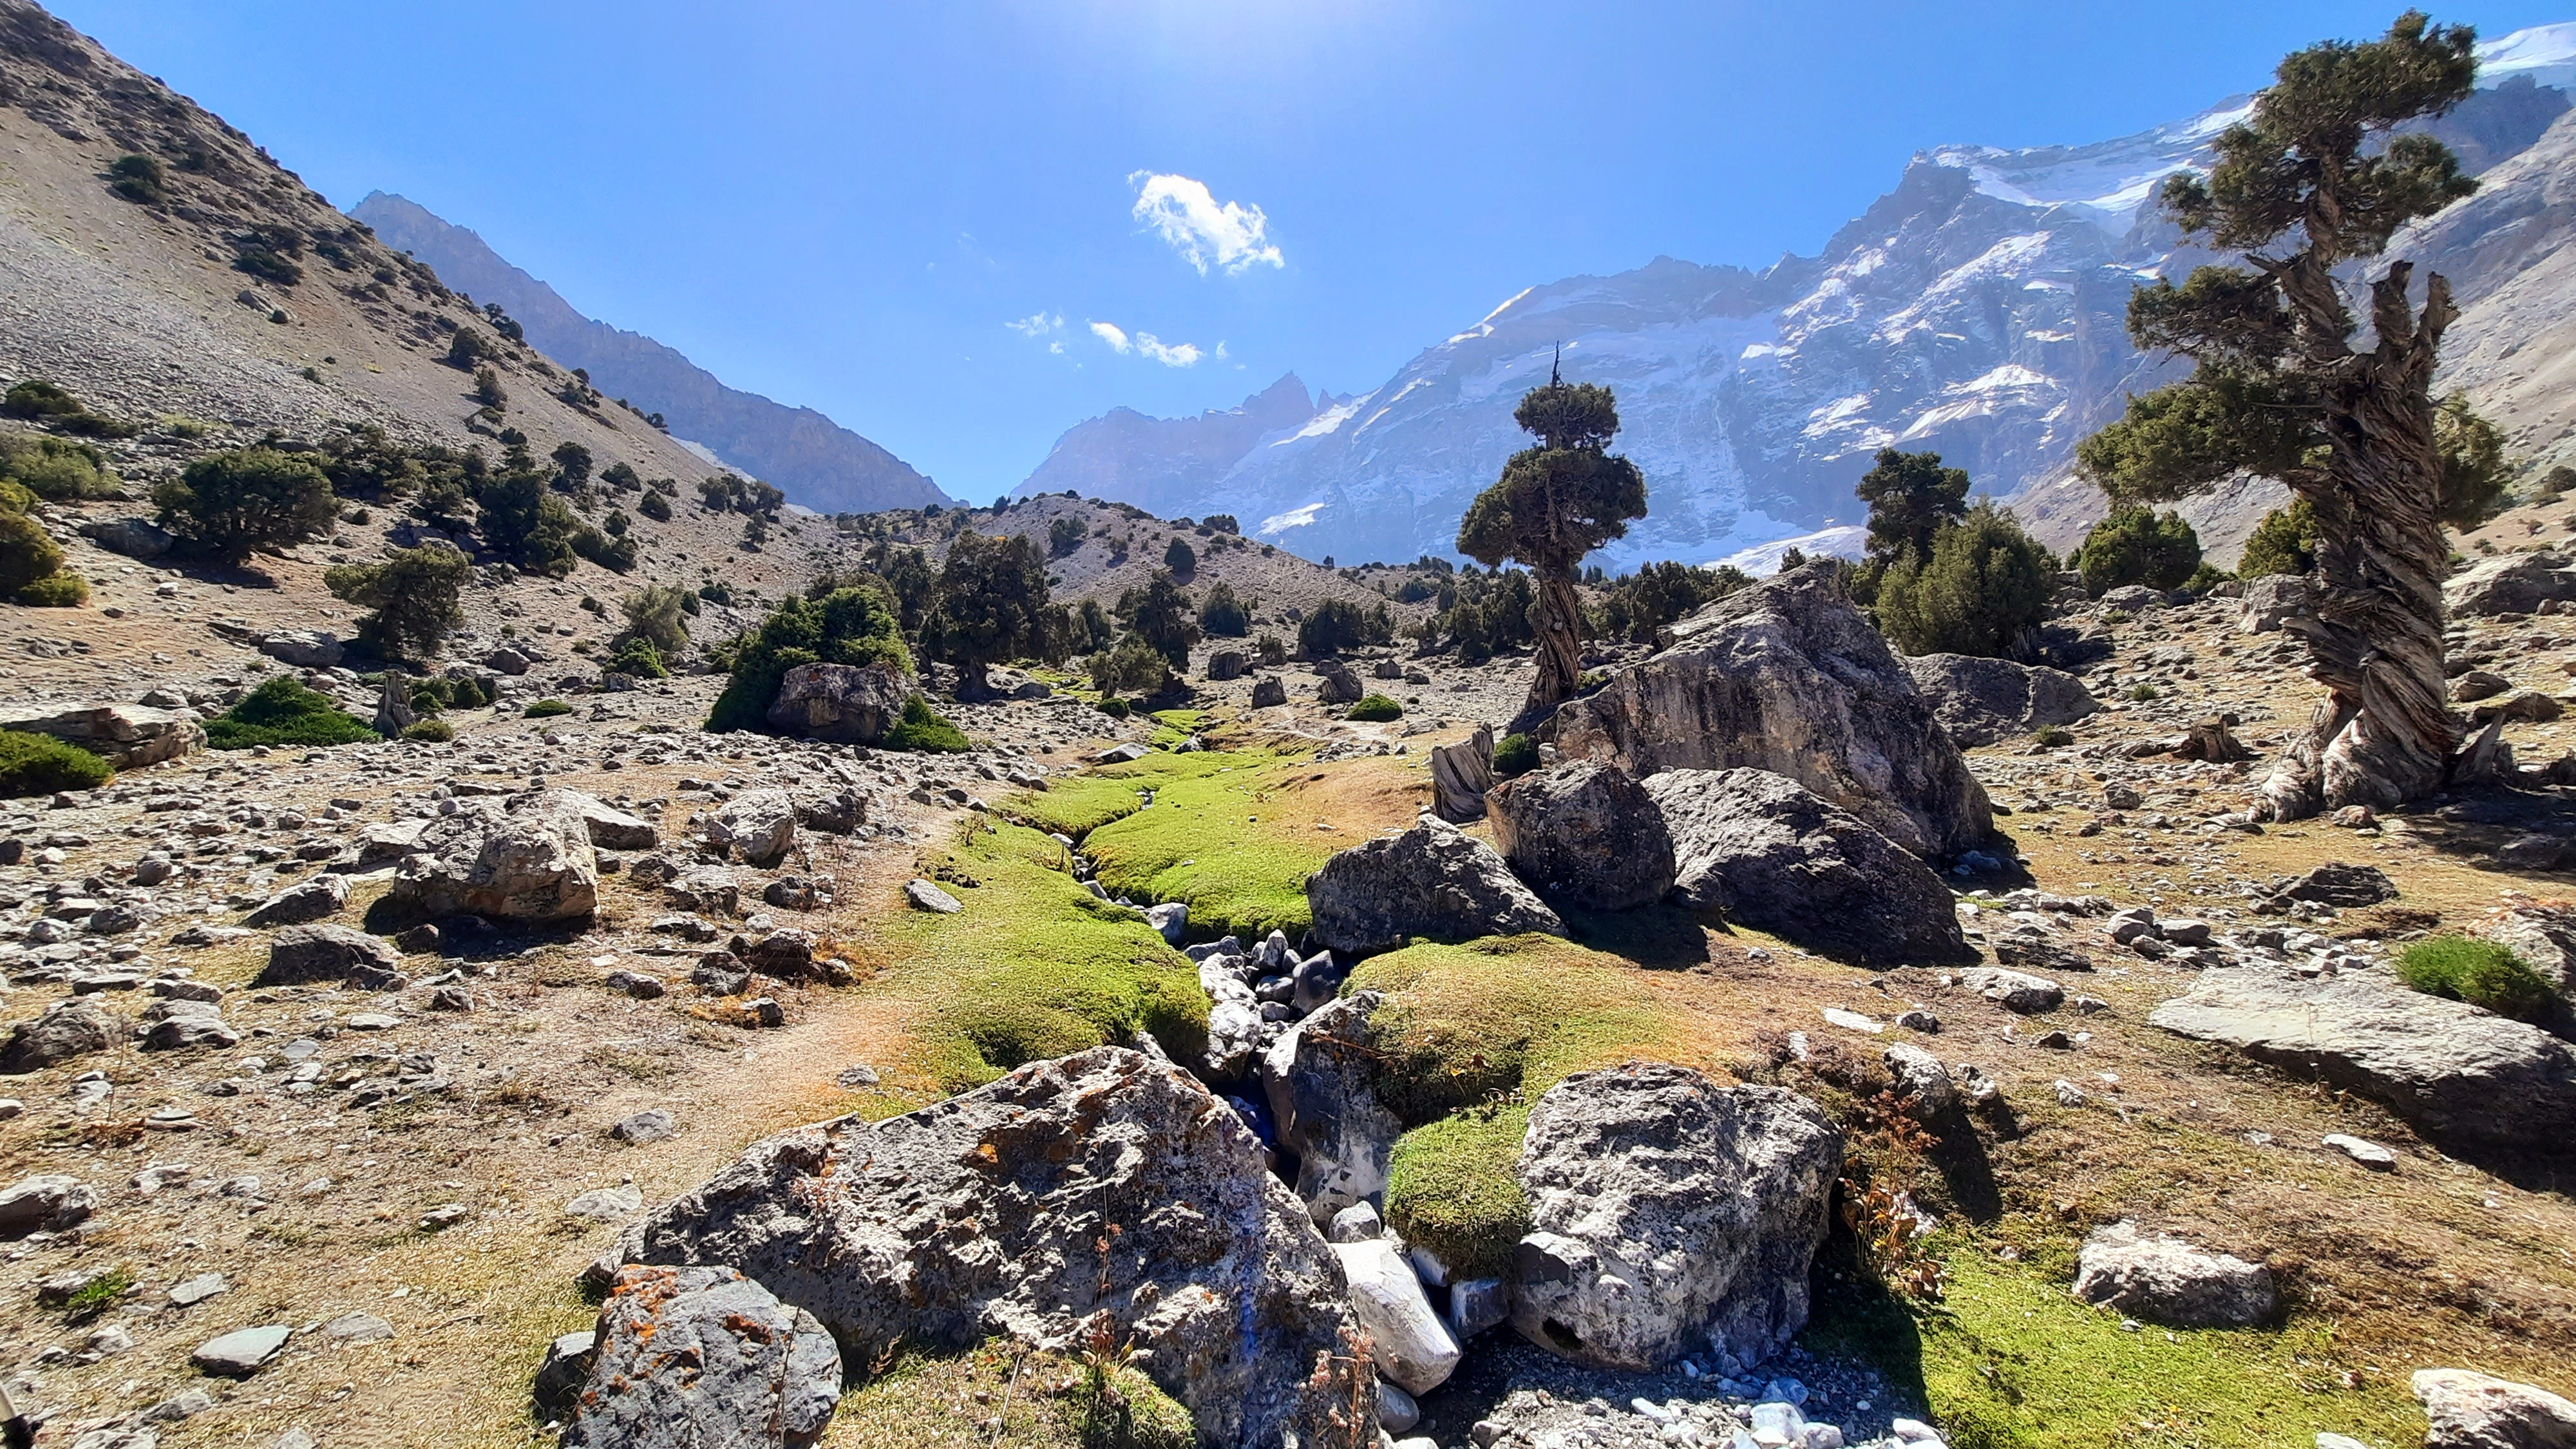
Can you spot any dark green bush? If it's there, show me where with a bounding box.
[107,153,165,204]
[0,432,118,500]
[1048,516,1085,557]
[152,447,338,561]
[1492,732,1539,776]
[524,699,573,719]
[3,379,86,421]
[1348,694,1403,721]
[638,489,672,522]
[2396,936,2555,1021]
[1085,634,1171,696]
[1198,579,1250,637]
[0,509,64,596]
[1298,597,1391,658]
[233,247,301,287]
[607,636,668,678]
[1096,697,1132,719]
[15,573,86,607]
[204,677,376,749]
[0,729,111,796]
[571,526,638,573]
[882,695,969,753]
[324,543,469,661]
[1874,501,2056,658]
[707,585,911,733]
[401,718,455,743]
[2076,506,2201,596]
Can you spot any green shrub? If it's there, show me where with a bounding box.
[233,247,301,287]
[0,509,64,596]
[475,471,578,576]
[324,544,469,661]
[1085,634,1171,697]
[2183,562,2233,592]
[571,526,639,573]
[637,489,672,522]
[1875,501,2057,658]
[2238,499,2318,579]
[106,153,165,204]
[524,699,573,718]
[15,573,87,607]
[0,432,118,500]
[706,585,912,733]
[152,447,338,561]
[0,729,111,797]
[1197,578,1250,637]
[882,695,969,753]
[3,379,86,421]
[401,718,455,743]
[204,677,377,749]
[606,636,668,679]
[2396,936,2555,1021]
[1297,597,1390,657]
[2126,682,2159,702]
[1492,732,1539,775]
[1347,693,1403,721]
[2032,724,2074,748]
[2076,506,2201,596]
[1097,697,1132,719]
[1255,633,1286,666]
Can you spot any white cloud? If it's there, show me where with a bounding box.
[1088,319,1204,367]
[1130,172,1284,275]
[1089,320,1130,352]
[1006,311,1063,337]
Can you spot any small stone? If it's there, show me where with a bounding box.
[323,1311,395,1345]
[192,1322,293,1375]
[904,878,962,913]
[565,1183,646,1222]
[835,1063,880,1089]
[2322,1133,2397,1171]
[1328,1200,1383,1242]
[611,1108,677,1143]
[419,1202,470,1230]
[169,1271,229,1305]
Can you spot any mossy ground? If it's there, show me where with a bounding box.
[828,1345,1193,1449]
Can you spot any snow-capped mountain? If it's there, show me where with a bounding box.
[1014,374,1335,519]
[1023,23,2576,570]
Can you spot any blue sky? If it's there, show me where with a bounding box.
[48,1,2571,502]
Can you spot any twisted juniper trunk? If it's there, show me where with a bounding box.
[1528,569,1586,712]
[2263,263,2460,820]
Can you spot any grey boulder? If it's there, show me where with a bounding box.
[1316,660,1365,705]
[1551,563,1994,857]
[704,788,798,867]
[2412,1367,2576,1449]
[78,515,174,560]
[1260,991,1401,1224]
[191,1323,292,1376]
[1902,652,2098,747]
[605,1047,1365,1449]
[2239,574,2313,635]
[1251,676,1288,708]
[2072,1220,2277,1327]
[563,1265,841,1449]
[1508,1062,1842,1370]
[1486,760,1676,911]
[0,701,203,769]
[1307,815,1564,954]
[259,630,344,669]
[1962,967,2064,1014]
[1332,1237,1461,1396]
[243,873,350,927]
[1645,768,1971,967]
[559,789,661,851]
[257,925,404,989]
[2148,967,2576,1149]
[0,998,121,1074]
[0,1173,98,1236]
[765,661,911,745]
[389,790,600,922]
[2445,549,2576,618]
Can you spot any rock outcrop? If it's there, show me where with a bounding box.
[563,1265,842,1449]
[2445,549,2576,618]
[1508,1063,1842,1370]
[607,1048,1367,1448]
[703,788,799,867]
[764,661,910,744]
[1644,768,1971,966]
[1260,992,1400,1225]
[388,789,600,922]
[1552,565,1993,858]
[2072,1221,2277,1327]
[0,702,202,770]
[2148,967,2576,1149]
[1306,815,1566,954]
[1902,653,2099,747]
[0,998,120,1074]
[1486,761,1677,911]
[2412,1367,2576,1449]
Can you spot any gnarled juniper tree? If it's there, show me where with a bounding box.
[2076,11,2485,819]
[1457,360,1647,712]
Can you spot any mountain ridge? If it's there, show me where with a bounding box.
[348,191,949,515]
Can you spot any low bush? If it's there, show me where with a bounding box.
[204,677,377,749]
[0,509,64,596]
[0,729,111,797]
[2396,936,2555,1021]
[2075,506,2201,596]
[1347,693,1403,721]
[1492,732,1539,775]
[0,432,119,500]
[106,153,165,204]
[324,544,469,661]
[1096,697,1132,719]
[2239,499,2318,580]
[523,698,573,718]
[15,573,87,607]
[153,448,339,561]
[401,718,455,743]
[883,696,969,753]
[636,489,672,522]
[606,636,668,678]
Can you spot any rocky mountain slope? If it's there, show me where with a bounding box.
[1012,372,1334,518]
[1023,24,2576,573]
[348,192,949,515]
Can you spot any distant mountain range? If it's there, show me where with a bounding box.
[348,193,947,513]
[1016,23,2576,571]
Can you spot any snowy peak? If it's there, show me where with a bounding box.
[2480,21,2576,91]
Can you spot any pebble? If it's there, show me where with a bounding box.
[611,1108,677,1144]
[168,1271,229,1306]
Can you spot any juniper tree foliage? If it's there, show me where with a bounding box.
[2074,10,2486,817]
[1853,448,1970,573]
[920,530,1049,694]
[1457,366,1647,711]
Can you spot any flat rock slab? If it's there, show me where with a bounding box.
[2073,1220,2276,1328]
[904,878,963,913]
[2149,968,2576,1149]
[193,1323,292,1375]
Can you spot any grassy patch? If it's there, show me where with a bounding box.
[1384,1102,1530,1280]
[61,1266,133,1320]
[1146,708,1206,748]
[1347,694,1401,721]
[829,1343,1193,1449]
[867,817,1210,1094]
[2394,935,2555,1021]
[1808,1245,2425,1449]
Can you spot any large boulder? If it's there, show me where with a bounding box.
[2072,1221,2277,1328]
[2148,967,2576,1149]
[1305,815,1566,954]
[0,1174,97,1236]
[0,702,202,770]
[563,1265,842,1449]
[1901,654,2098,748]
[258,924,406,987]
[1316,660,1365,705]
[764,661,910,744]
[557,790,661,851]
[0,998,120,1074]
[1552,564,1994,858]
[243,873,350,927]
[1260,992,1401,1224]
[2239,574,2313,635]
[1332,1238,1461,1396]
[1508,1062,1842,1370]
[2446,549,2576,618]
[77,516,173,560]
[2412,1368,2576,1449]
[704,788,798,867]
[1428,726,1495,824]
[2481,907,2576,1002]
[259,630,344,668]
[1643,768,1971,967]
[1251,676,1288,708]
[1487,761,1676,911]
[607,1048,1367,1448]
[387,790,600,922]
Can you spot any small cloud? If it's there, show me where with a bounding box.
[1088,319,1203,367]
[1214,341,1229,360]
[1048,340,1065,355]
[1090,320,1130,352]
[1129,172,1284,275]
[1007,311,1063,338]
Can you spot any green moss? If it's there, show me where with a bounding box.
[1385,1103,1531,1280]
[14,572,87,607]
[203,677,377,749]
[1492,732,1539,775]
[878,818,1209,1094]
[1808,1247,2425,1449]
[2396,935,2555,1021]
[1057,751,1344,942]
